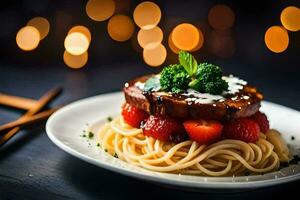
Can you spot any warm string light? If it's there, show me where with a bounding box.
[170,23,203,51]
[16,26,40,51]
[107,14,135,42]
[63,26,91,68]
[208,5,235,30]
[133,1,161,30]
[86,0,116,21]
[207,4,235,58]
[137,26,163,49]
[264,26,289,53]
[68,25,91,42]
[143,43,167,67]
[63,50,88,69]
[280,6,300,32]
[27,17,50,40]
[16,16,50,51]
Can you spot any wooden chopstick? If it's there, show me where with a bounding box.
[0,107,60,134]
[0,93,37,110]
[0,86,63,147]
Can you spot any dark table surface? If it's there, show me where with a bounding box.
[1,60,300,200]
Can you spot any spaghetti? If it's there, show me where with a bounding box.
[96,116,289,176]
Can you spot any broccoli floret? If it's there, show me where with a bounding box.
[205,78,229,95]
[160,64,190,93]
[197,63,222,82]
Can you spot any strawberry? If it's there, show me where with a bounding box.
[223,118,260,142]
[183,120,223,145]
[142,115,185,141]
[121,103,149,128]
[251,111,270,133]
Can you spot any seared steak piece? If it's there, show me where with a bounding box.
[123,75,263,121]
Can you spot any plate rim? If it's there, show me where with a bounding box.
[46,92,300,189]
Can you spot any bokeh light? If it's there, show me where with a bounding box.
[143,43,167,67]
[86,0,115,21]
[16,26,40,51]
[68,25,91,42]
[168,31,180,54]
[133,1,161,30]
[264,26,289,53]
[280,6,300,32]
[171,23,200,51]
[208,4,235,30]
[64,32,89,55]
[63,50,88,69]
[210,30,235,58]
[107,14,134,42]
[190,28,204,52]
[137,26,163,49]
[27,17,50,40]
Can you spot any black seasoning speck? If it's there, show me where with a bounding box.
[97,143,100,147]
[104,149,108,152]
[81,134,87,138]
[88,131,94,138]
[291,136,295,140]
[114,153,118,158]
[107,116,113,122]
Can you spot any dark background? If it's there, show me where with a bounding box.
[0,0,300,199]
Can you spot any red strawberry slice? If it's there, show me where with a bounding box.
[223,118,260,142]
[142,115,186,141]
[183,119,223,145]
[121,103,149,128]
[251,111,270,133]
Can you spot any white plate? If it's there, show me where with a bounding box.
[46,92,300,190]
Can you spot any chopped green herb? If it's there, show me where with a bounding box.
[88,131,94,138]
[96,143,100,147]
[104,149,108,152]
[113,153,118,158]
[81,134,87,138]
[107,116,113,122]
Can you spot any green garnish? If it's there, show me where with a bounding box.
[97,143,100,147]
[88,131,94,138]
[147,51,228,95]
[107,116,113,122]
[178,50,198,77]
[160,64,190,93]
[81,134,87,137]
[113,153,118,158]
[104,149,108,152]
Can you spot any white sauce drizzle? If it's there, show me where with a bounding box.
[134,74,247,104]
[183,75,247,104]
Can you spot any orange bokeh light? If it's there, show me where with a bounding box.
[208,4,235,30]
[27,17,50,40]
[264,26,289,53]
[64,32,89,55]
[137,26,163,49]
[133,1,161,30]
[210,30,235,58]
[16,26,40,51]
[280,6,300,32]
[107,14,135,42]
[171,23,200,51]
[68,25,91,42]
[168,31,180,54]
[86,0,115,21]
[63,50,88,69]
[143,43,167,67]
